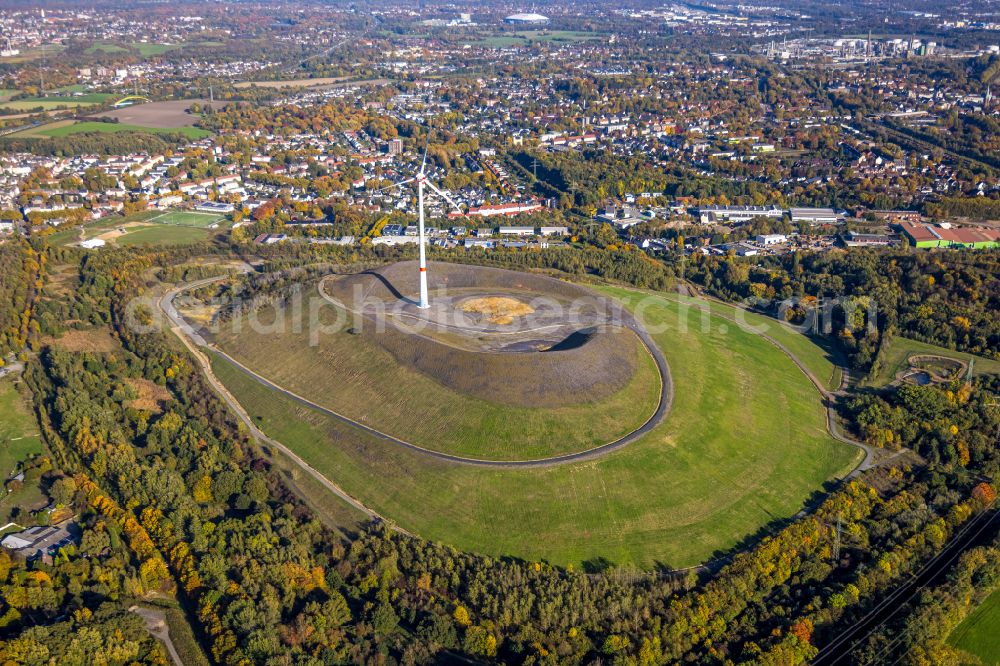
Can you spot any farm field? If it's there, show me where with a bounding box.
[0,378,42,479]
[212,286,663,460]
[864,336,1000,387]
[948,588,1000,664]
[209,285,861,568]
[95,100,219,129]
[0,93,112,111]
[15,120,211,139]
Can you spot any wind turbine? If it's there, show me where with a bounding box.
[384,143,463,309]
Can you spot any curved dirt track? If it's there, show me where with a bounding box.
[160,270,674,468]
[162,268,873,476]
[674,285,881,476]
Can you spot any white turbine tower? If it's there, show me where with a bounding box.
[385,144,462,309]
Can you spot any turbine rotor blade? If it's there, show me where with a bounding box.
[424,180,463,213]
[374,177,416,193]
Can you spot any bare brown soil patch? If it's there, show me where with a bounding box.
[460,296,535,324]
[50,328,119,353]
[126,378,172,413]
[89,100,222,129]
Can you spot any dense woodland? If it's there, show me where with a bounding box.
[0,238,43,362]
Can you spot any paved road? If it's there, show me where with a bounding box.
[160,274,675,468]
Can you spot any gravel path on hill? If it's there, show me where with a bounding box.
[161,271,879,480]
[159,273,674,468]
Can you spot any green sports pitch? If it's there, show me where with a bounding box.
[148,210,224,228]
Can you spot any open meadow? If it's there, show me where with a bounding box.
[948,588,1000,664]
[0,377,44,524]
[0,378,42,479]
[209,284,861,568]
[86,41,224,57]
[10,120,211,140]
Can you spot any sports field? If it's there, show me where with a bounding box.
[209,285,861,568]
[49,210,221,248]
[0,378,42,479]
[865,336,1000,387]
[948,588,1000,664]
[149,210,223,227]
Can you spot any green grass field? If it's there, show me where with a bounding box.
[865,336,1000,387]
[117,225,213,246]
[0,93,112,111]
[47,211,218,248]
[209,286,860,568]
[213,290,662,460]
[0,378,42,479]
[45,214,143,247]
[150,211,223,227]
[85,40,222,57]
[660,292,844,391]
[32,121,211,139]
[135,43,182,56]
[470,30,605,47]
[85,42,129,54]
[948,588,1000,664]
